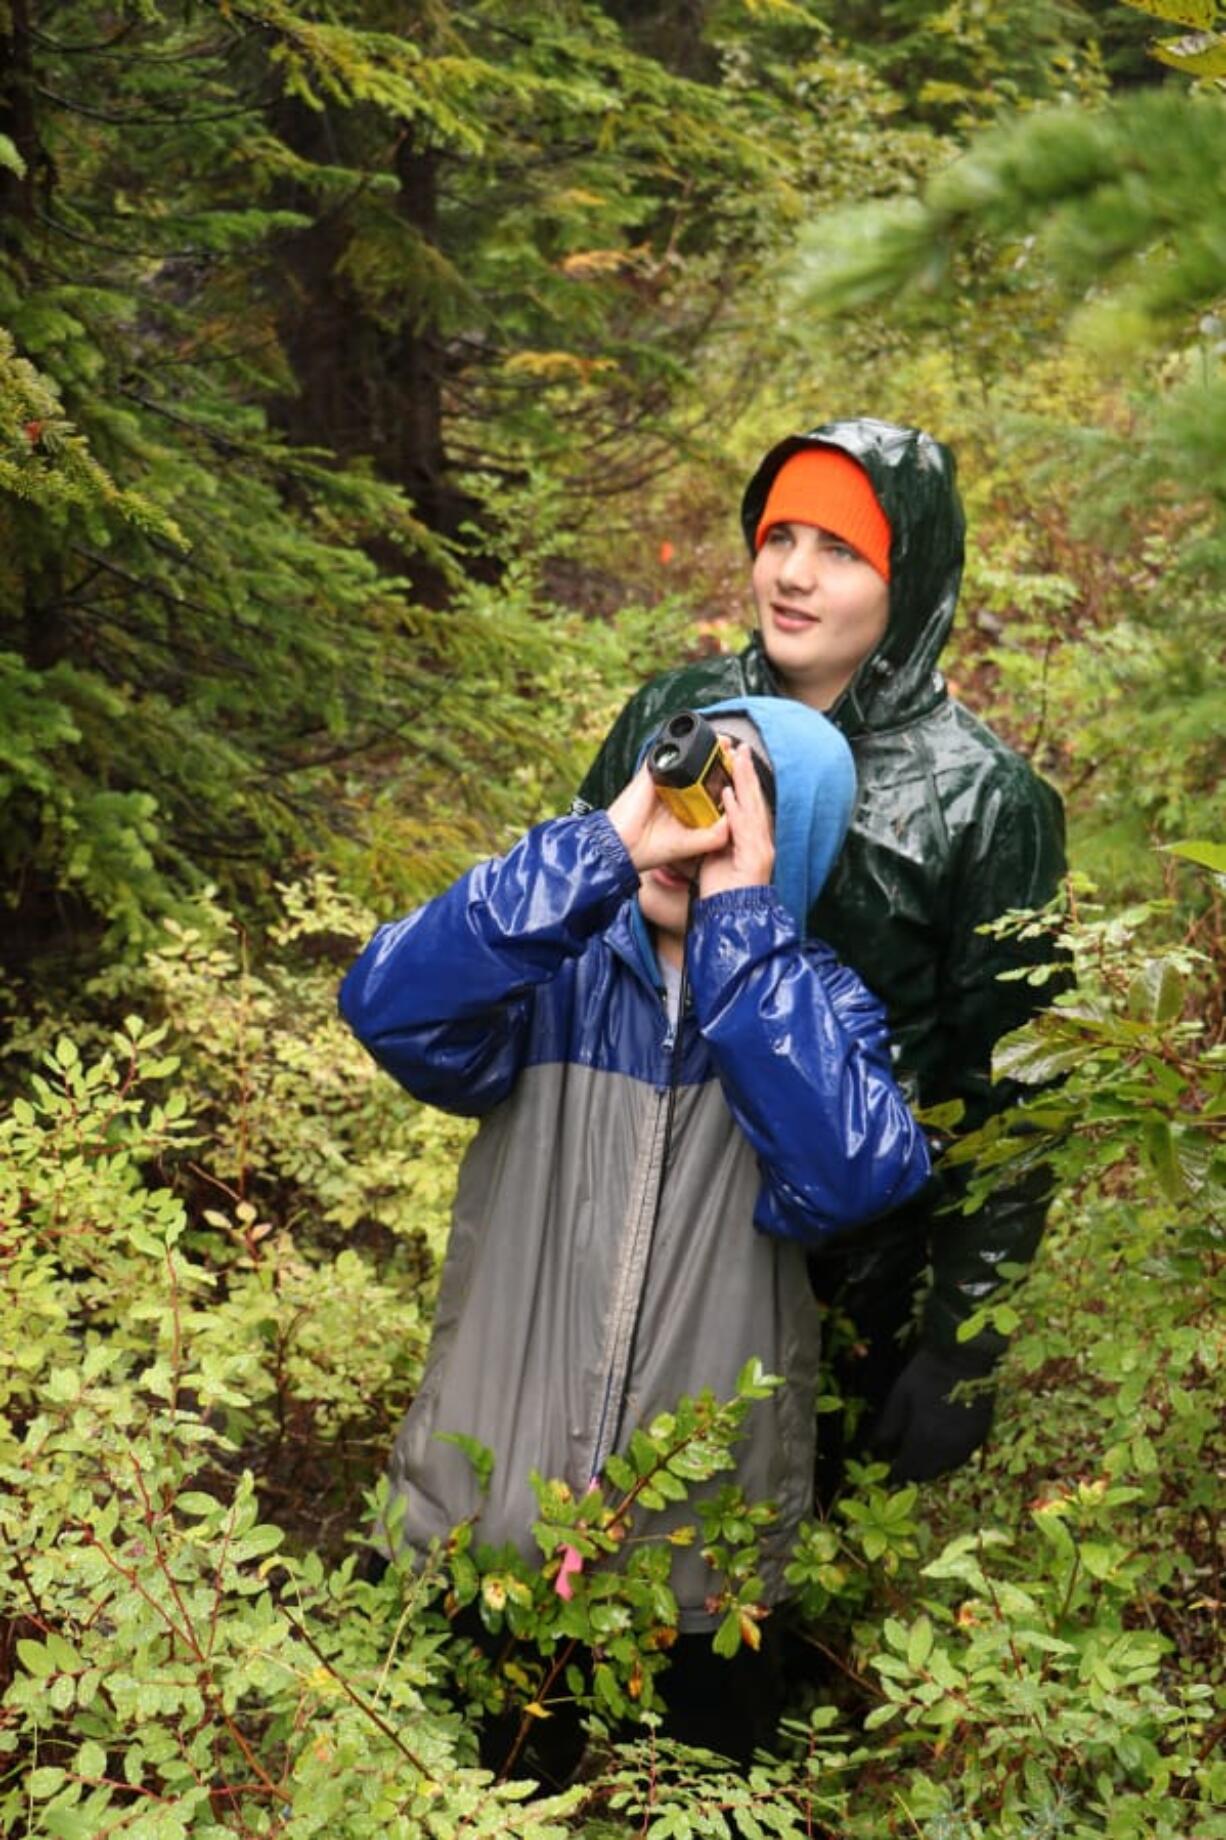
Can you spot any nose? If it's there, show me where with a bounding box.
[777,532,817,593]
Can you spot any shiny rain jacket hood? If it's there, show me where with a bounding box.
[576,417,1067,1348]
[739,417,965,737]
[340,795,929,1626]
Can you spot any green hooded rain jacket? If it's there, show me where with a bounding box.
[574,417,1067,1359]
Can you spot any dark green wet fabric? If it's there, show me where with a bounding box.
[575,418,1067,1349]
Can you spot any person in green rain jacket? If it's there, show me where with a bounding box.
[574,418,1067,1485]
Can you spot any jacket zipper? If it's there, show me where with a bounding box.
[586,1064,672,1483]
[588,889,695,1485]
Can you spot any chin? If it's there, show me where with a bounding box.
[638,888,687,941]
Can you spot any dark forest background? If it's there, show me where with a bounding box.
[1,3,1222,1834]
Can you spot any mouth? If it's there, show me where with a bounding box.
[770,602,818,632]
[649,865,697,891]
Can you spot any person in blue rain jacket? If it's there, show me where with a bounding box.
[340,695,929,1758]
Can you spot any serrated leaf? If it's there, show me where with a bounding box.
[44,1631,81,1671]
[883,1616,909,1654]
[738,1609,763,1651]
[1136,0,1214,25]
[235,1524,284,1559]
[1128,956,1186,1023]
[1033,1511,1077,1557]
[434,1431,494,1492]
[907,1616,934,1670]
[993,1028,1085,1085]
[712,1610,743,1658]
[603,1453,634,1492]
[43,1811,97,1840]
[914,1098,966,1131]
[1153,33,1226,76]
[929,1649,966,1689]
[1131,1432,1159,1475]
[1018,1628,1078,1656]
[176,1492,224,1518]
[1165,837,1226,872]
[16,1639,55,1678]
[922,1549,987,1588]
[27,1766,66,1797]
[864,1701,902,1729]
[0,133,27,177]
[76,1739,107,1780]
[1174,1127,1213,1193]
[1142,1121,1188,1201]
[1080,1541,1121,1580]
[735,1356,781,1398]
[651,1468,688,1502]
[628,1428,658,1478]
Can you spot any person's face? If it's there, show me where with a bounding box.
[751,521,890,710]
[636,852,703,964]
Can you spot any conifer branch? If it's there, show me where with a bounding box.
[33,205,210,261]
[34,82,276,126]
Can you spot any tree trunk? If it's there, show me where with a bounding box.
[600,0,716,81]
[268,101,474,561]
[385,133,450,534]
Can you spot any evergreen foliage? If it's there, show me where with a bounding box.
[782,51,1226,889]
[807,0,1106,129]
[0,0,939,977]
[1,0,1223,1831]
[1,3,445,960]
[786,85,1226,337]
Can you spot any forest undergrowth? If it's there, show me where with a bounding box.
[2,0,1225,1832]
[3,345,1223,1835]
[1,751,1222,1838]
[3,343,1224,1837]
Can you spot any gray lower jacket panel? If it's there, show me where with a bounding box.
[386,1059,821,1629]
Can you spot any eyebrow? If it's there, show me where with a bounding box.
[771,522,859,545]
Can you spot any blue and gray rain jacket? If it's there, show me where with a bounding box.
[340,701,929,1626]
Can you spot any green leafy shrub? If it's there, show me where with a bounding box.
[2,857,1223,1835]
[0,891,580,1833]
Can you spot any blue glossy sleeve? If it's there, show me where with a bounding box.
[687,887,930,1242]
[339,814,639,1115]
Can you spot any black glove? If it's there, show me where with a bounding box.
[869,1342,998,1483]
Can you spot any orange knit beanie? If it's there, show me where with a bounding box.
[753,448,892,581]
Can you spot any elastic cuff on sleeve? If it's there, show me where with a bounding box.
[692,884,789,925]
[586,810,641,893]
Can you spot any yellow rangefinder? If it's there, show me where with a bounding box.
[647,711,734,829]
